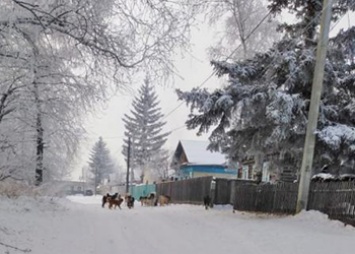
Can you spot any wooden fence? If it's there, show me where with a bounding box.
[308,181,355,226]
[233,182,298,214]
[214,179,256,205]
[156,177,212,204]
[232,181,355,226]
[156,176,355,226]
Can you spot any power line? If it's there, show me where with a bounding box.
[162,11,272,120]
[168,124,186,133]
[163,7,326,122]
[164,7,335,121]
[163,72,215,119]
[164,2,345,140]
[252,0,342,83]
[275,12,346,90]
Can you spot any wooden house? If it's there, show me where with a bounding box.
[171,140,237,179]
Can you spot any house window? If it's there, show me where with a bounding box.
[242,165,249,179]
[237,167,243,178]
[248,164,253,180]
[262,161,270,182]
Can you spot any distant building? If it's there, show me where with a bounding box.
[51,180,94,196]
[171,140,237,179]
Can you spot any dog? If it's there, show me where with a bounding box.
[139,196,149,206]
[139,192,156,206]
[147,192,156,206]
[158,195,171,206]
[203,195,211,210]
[125,194,135,209]
[107,196,124,209]
[102,193,119,208]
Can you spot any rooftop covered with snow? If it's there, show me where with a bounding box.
[171,140,227,167]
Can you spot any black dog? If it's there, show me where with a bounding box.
[203,195,211,210]
[102,193,119,208]
[125,195,135,209]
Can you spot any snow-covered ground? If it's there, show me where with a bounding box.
[0,195,354,254]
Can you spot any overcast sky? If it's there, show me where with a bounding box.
[70,11,355,181]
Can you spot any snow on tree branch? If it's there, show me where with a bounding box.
[316,124,355,152]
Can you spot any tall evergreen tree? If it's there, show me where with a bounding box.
[88,137,114,191]
[122,79,170,182]
[177,0,355,178]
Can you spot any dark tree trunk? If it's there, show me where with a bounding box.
[34,80,44,186]
[21,32,44,186]
[35,112,44,185]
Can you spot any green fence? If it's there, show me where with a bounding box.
[129,184,156,200]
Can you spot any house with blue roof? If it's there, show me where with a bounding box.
[171,140,237,179]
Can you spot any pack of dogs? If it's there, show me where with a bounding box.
[102,192,171,210]
[139,193,171,207]
[102,193,134,210]
[102,192,211,210]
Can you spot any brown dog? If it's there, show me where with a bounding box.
[108,197,124,209]
[158,195,171,206]
[102,193,119,208]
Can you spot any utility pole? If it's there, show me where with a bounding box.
[126,137,131,193]
[130,138,134,185]
[296,0,333,213]
[94,166,97,196]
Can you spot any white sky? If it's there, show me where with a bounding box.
[70,11,355,181]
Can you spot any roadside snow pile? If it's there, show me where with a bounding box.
[291,210,354,230]
[0,195,68,213]
[287,210,355,235]
[0,196,70,254]
[293,210,330,223]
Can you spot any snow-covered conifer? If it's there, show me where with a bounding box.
[122,79,170,182]
[177,0,355,176]
[88,137,114,191]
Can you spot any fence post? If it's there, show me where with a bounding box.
[210,178,216,208]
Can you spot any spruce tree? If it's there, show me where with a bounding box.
[88,137,114,191]
[177,0,355,178]
[122,79,170,182]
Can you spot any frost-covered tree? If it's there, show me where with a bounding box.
[0,0,197,184]
[200,0,280,60]
[148,149,171,181]
[88,137,114,192]
[177,0,355,178]
[122,79,170,182]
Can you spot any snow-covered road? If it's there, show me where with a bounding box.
[1,195,354,254]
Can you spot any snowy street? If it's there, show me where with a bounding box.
[0,196,355,254]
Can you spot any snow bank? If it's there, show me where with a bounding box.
[0,195,354,254]
[0,196,68,213]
